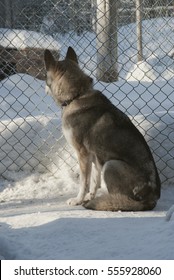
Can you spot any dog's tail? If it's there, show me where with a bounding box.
[83,194,156,211]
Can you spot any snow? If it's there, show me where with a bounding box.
[0,18,174,260]
[126,61,156,82]
[0,28,59,49]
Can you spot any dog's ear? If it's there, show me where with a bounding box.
[66,47,78,64]
[44,49,56,71]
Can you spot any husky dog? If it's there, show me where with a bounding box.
[44,47,161,211]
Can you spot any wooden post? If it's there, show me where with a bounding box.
[5,0,13,28]
[136,0,143,62]
[96,0,118,82]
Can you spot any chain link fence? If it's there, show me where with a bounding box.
[0,0,174,185]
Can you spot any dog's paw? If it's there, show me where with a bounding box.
[84,192,95,202]
[67,197,82,206]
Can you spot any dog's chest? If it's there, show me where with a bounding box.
[62,124,75,147]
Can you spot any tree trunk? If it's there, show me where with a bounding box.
[96,0,118,82]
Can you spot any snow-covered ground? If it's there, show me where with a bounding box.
[0,18,174,260]
[0,28,59,49]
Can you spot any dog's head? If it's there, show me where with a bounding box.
[44,47,93,106]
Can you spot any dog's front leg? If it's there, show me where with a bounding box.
[67,149,92,206]
[85,162,101,201]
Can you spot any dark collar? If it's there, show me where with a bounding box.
[61,93,80,107]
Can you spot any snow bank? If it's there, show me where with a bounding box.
[0,73,174,185]
[0,28,59,49]
[126,61,156,82]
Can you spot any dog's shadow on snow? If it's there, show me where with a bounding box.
[1,213,174,260]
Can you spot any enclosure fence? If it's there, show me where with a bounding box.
[0,0,174,184]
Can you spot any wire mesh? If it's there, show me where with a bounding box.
[0,0,174,184]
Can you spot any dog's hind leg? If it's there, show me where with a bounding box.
[84,160,157,211]
[103,160,136,197]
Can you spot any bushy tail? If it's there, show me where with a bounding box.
[83,194,156,211]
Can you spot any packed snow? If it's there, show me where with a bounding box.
[0,18,174,260]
